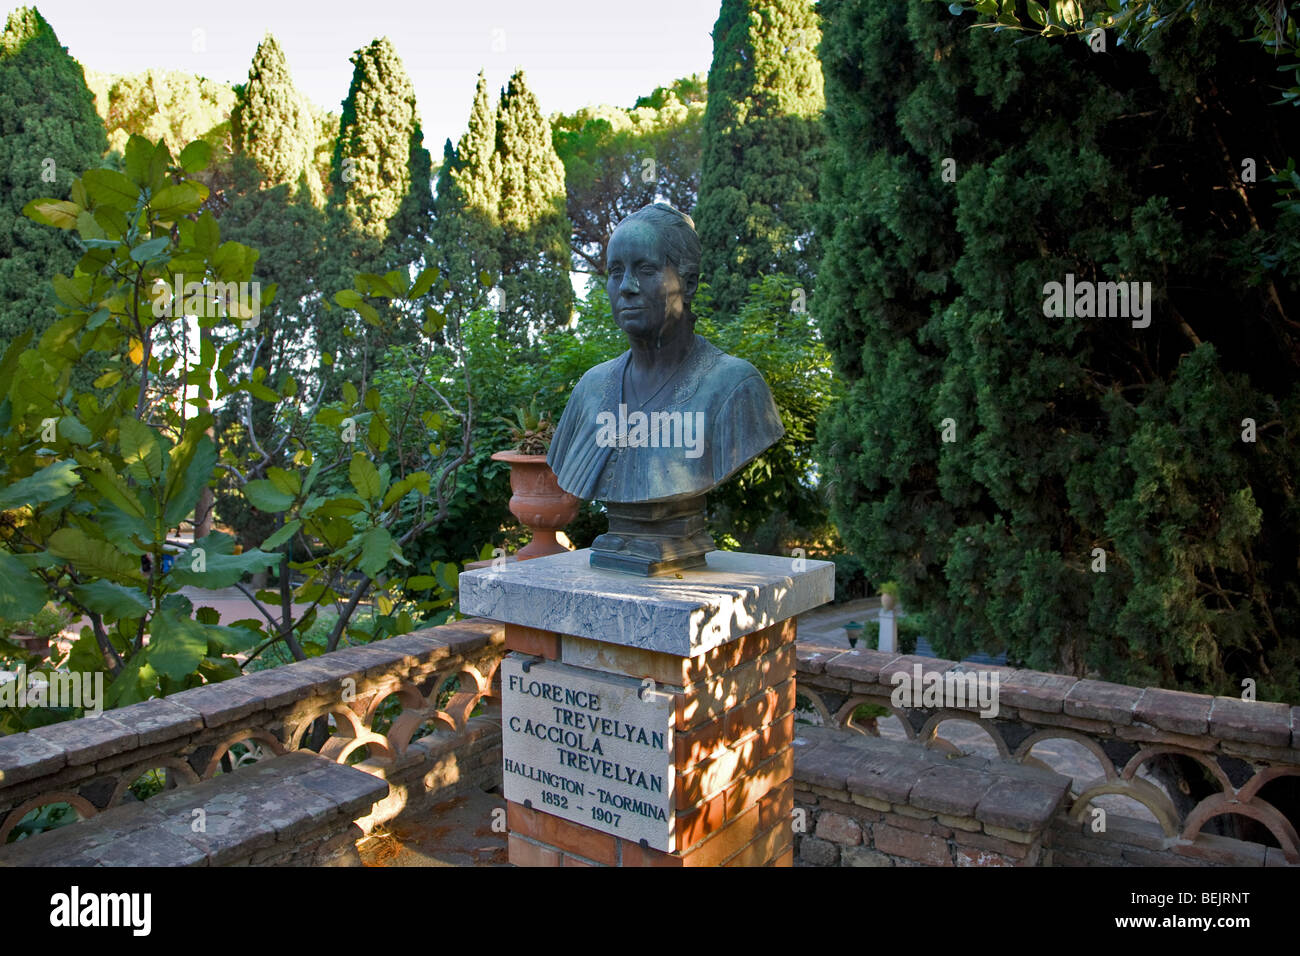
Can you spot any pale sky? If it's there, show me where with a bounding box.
[10,0,720,150]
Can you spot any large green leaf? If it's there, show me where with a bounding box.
[129,236,170,263]
[82,168,140,213]
[75,453,145,518]
[357,527,395,577]
[348,453,381,500]
[105,655,159,708]
[23,198,81,230]
[163,433,216,527]
[243,479,295,513]
[381,471,430,509]
[0,550,48,621]
[150,183,204,221]
[147,609,209,683]
[118,417,164,483]
[96,507,152,555]
[165,533,280,588]
[0,331,33,398]
[47,527,140,581]
[0,460,81,510]
[260,519,301,551]
[70,580,149,621]
[178,140,212,174]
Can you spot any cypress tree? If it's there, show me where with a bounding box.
[491,69,573,339]
[815,0,1300,699]
[0,7,106,350]
[328,36,431,245]
[430,72,501,329]
[231,34,318,197]
[321,36,433,379]
[695,0,823,321]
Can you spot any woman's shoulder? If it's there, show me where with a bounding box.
[573,350,629,393]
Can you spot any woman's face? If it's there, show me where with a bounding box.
[606,221,696,342]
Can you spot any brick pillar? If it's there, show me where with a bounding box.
[502,618,798,867]
[458,548,833,868]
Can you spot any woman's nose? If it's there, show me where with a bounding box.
[621,271,640,295]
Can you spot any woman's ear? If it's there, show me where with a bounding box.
[682,271,699,303]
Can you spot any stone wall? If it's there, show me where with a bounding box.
[793,646,1300,867]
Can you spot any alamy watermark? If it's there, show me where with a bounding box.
[594,405,705,459]
[890,664,1000,718]
[1042,273,1151,329]
[0,666,104,715]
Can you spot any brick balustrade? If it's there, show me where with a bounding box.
[794,645,1300,867]
[0,618,507,860]
[2,620,1296,867]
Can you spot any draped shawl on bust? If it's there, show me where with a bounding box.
[546,334,784,504]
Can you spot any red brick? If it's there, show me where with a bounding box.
[676,644,795,730]
[683,618,795,684]
[508,834,561,867]
[675,789,729,847]
[758,777,795,832]
[676,713,793,809]
[815,810,862,846]
[620,839,683,868]
[678,801,763,864]
[727,747,794,820]
[504,625,560,660]
[885,812,952,838]
[562,854,598,867]
[956,846,1014,867]
[873,823,953,866]
[951,828,1033,860]
[507,801,618,866]
[723,818,789,866]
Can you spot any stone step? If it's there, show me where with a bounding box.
[0,750,388,867]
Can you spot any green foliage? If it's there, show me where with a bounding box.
[328,37,431,242]
[5,133,475,718]
[0,7,108,358]
[816,0,1300,701]
[695,0,825,321]
[430,73,503,331]
[492,70,574,340]
[500,401,555,455]
[697,274,839,552]
[231,34,320,198]
[552,76,707,274]
[87,68,233,161]
[321,37,434,382]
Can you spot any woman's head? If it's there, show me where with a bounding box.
[606,203,701,344]
[611,203,701,307]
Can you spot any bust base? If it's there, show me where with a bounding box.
[589,496,713,576]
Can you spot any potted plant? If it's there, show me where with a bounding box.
[491,403,580,560]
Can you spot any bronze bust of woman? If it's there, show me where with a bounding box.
[547,203,783,575]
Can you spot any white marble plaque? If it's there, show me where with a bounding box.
[501,656,675,852]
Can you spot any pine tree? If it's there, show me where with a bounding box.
[0,7,107,351]
[231,34,319,197]
[815,0,1300,700]
[491,69,573,339]
[695,0,823,321]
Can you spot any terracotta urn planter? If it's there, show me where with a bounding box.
[491,450,580,561]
